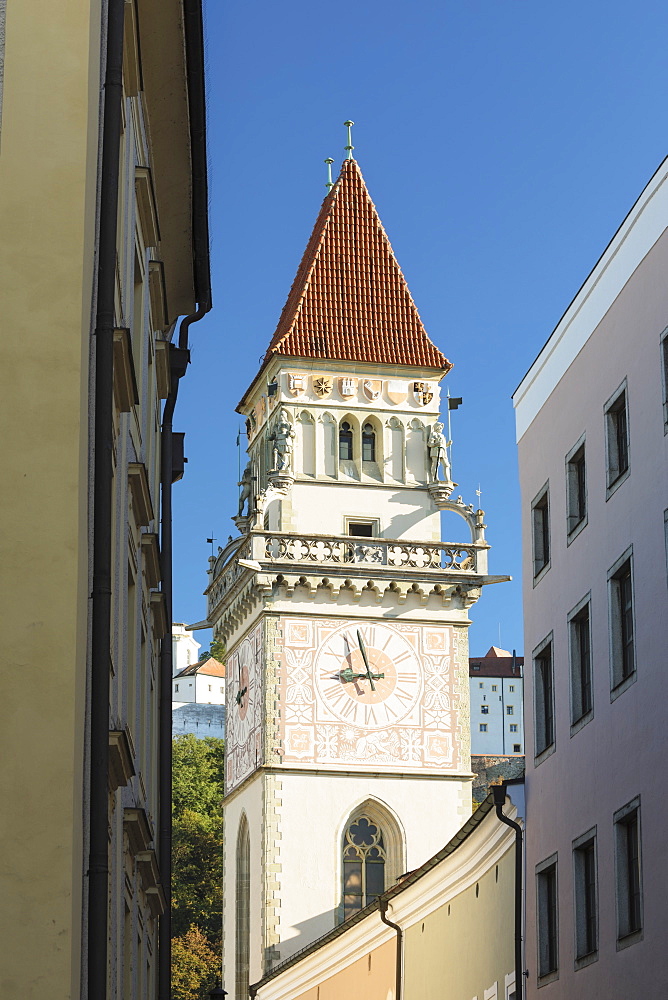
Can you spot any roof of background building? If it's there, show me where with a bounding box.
[175,656,225,678]
[263,158,451,371]
[469,646,524,677]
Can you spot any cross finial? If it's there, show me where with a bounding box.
[324,157,334,191]
[476,484,482,507]
[344,120,354,159]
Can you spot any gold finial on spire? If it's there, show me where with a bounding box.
[344,120,354,159]
[324,158,334,191]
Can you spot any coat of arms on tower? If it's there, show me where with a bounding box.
[387,380,408,404]
[337,376,357,398]
[312,376,333,397]
[413,381,434,406]
[287,373,307,396]
[362,379,382,401]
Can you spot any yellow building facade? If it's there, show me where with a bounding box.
[250,785,524,1000]
[0,2,210,997]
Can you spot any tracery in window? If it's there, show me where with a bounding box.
[339,421,353,461]
[342,814,386,919]
[362,423,376,462]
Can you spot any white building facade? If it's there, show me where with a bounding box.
[172,621,202,677]
[207,155,509,999]
[469,646,524,755]
[513,157,668,996]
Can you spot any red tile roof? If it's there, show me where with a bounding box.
[176,656,226,678]
[264,159,452,371]
[469,650,524,678]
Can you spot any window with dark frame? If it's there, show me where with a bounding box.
[605,387,629,488]
[574,835,597,960]
[339,420,353,461]
[532,486,550,577]
[566,443,587,533]
[362,422,376,462]
[662,333,668,428]
[347,521,374,537]
[610,557,634,688]
[342,815,386,920]
[534,640,555,756]
[537,859,558,978]
[615,803,642,941]
[570,602,592,724]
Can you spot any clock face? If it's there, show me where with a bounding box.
[314,622,422,730]
[234,637,255,742]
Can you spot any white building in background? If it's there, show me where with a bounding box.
[513,156,668,996]
[172,658,226,707]
[469,646,524,755]
[172,621,202,677]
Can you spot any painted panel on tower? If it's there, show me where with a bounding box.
[226,620,263,792]
[276,616,461,773]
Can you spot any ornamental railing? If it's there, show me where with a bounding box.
[207,530,489,615]
[257,531,486,574]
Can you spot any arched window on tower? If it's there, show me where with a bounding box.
[235,815,250,1000]
[342,813,387,920]
[339,421,354,461]
[362,423,376,463]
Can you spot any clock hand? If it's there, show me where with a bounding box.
[338,667,384,684]
[235,686,247,705]
[357,629,376,692]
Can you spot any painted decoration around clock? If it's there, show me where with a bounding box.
[277,617,458,772]
[226,620,263,792]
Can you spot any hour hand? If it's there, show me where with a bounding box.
[338,666,384,684]
[235,685,247,705]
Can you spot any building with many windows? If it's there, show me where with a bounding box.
[513,157,668,995]
[469,647,524,755]
[0,2,210,997]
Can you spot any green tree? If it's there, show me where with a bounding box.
[172,735,224,989]
[171,925,220,1000]
[172,734,225,817]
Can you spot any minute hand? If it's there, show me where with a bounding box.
[357,629,377,692]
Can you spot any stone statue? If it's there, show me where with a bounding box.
[237,462,253,517]
[428,422,452,482]
[270,411,295,473]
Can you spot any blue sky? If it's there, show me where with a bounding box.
[172,0,667,656]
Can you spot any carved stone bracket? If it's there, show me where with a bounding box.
[232,514,252,534]
[266,471,295,494]
[427,480,457,505]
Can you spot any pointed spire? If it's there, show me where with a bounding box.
[263,158,451,370]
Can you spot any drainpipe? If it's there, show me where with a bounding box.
[88,1,125,998]
[493,784,523,1000]
[379,897,403,1000]
[157,0,212,995]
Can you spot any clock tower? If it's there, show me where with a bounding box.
[207,152,507,997]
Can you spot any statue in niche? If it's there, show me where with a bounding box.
[427,422,452,482]
[270,410,296,473]
[237,462,253,517]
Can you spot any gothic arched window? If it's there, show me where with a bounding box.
[339,421,354,461]
[235,815,250,1000]
[362,423,376,462]
[342,814,387,919]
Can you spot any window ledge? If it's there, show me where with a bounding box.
[566,516,588,546]
[570,710,594,737]
[606,467,630,501]
[575,950,598,971]
[617,928,643,952]
[611,670,636,703]
[532,561,551,588]
[537,970,559,988]
[534,742,556,767]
